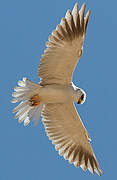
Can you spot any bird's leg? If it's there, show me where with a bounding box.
[29,95,40,106]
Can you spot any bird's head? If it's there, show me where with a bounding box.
[76,88,86,104]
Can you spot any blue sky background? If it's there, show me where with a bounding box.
[0,0,117,179]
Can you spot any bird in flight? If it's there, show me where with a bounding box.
[11,3,103,176]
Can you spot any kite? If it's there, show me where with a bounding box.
[11,3,103,176]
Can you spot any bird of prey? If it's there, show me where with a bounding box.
[11,3,103,176]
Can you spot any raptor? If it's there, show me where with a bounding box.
[12,3,103,176]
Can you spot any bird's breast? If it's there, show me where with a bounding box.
[38,85,75,104]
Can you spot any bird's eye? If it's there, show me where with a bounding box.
[80,94,84,101]
[77,93,85,104]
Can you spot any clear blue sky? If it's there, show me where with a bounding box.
[0,0,116,179]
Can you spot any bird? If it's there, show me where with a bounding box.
[11,3,103,176]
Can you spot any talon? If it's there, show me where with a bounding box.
[29,95,40,106]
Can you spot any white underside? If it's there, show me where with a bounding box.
[11,78,83,126]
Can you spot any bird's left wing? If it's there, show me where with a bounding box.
[41,103,103,176]
[38,3,90,86]
[42,104,102,175]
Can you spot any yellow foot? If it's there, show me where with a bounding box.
[29,95,40,106]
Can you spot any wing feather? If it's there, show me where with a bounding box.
[38,3,90,85]
[41,103,103,176]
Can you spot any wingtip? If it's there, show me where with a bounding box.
[87,9,91,17]
[82,2,86,8]
[66,9,71,15]
[99,167,104,175]
[74,2,78,9]
[80,2,86,13]
[84,9,91,34]
[72,3,78,15]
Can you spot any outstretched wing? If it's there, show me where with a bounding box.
[41,103,103,176]
[38,3,90,86]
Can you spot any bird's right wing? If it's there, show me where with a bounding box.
[38,3,90,86]
[41,103,103,176]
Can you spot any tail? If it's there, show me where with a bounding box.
[11,77,43,126]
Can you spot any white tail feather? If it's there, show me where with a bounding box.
[11,77,43,126]
[13,101,29,113]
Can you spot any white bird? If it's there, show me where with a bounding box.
[11,3,103,176]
